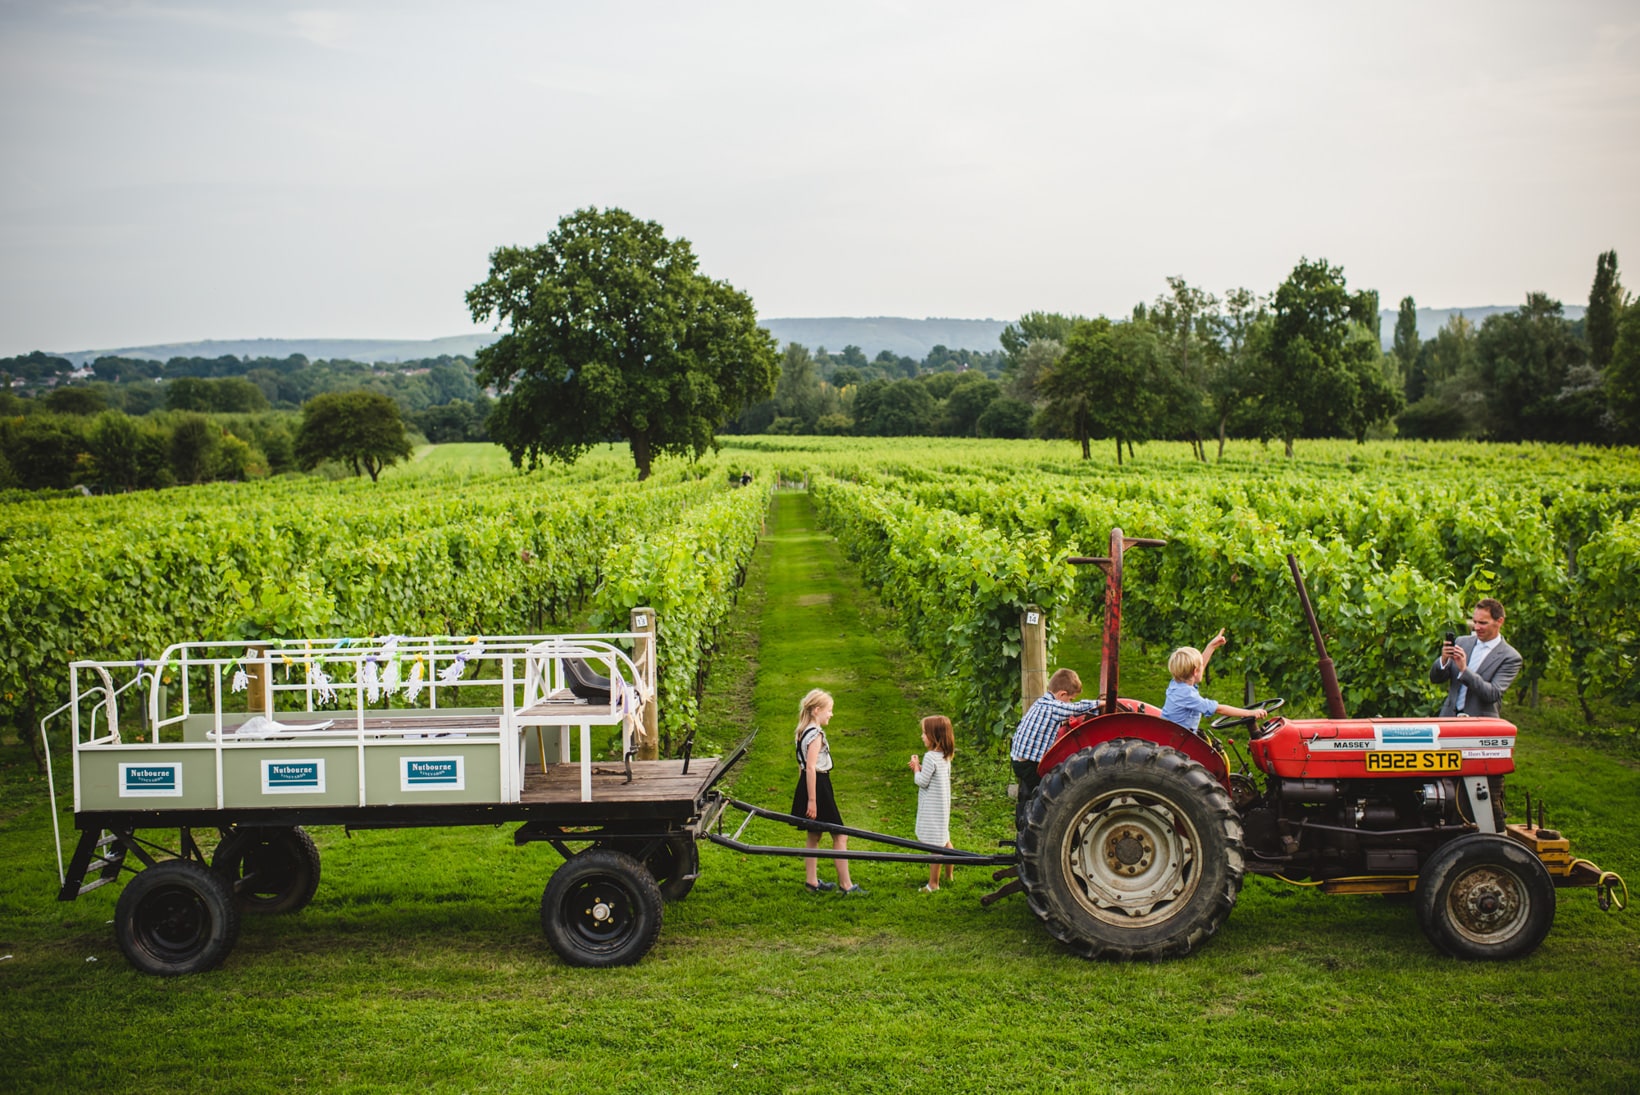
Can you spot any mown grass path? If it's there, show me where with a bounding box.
[707,487,1010,889]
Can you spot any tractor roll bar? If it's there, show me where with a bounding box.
[1068,527,1167,715]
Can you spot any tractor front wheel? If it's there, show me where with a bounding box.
[1019,738,1244,961]
[1417,833,1555,960]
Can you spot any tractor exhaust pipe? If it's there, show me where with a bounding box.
[1287,554,1348,719]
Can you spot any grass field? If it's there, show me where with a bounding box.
[2,489,1637,1093]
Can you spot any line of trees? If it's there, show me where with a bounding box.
[1395,250,1637,443]
[3,351,485,412]
[0,391,418,492]
[2,351,493,445]
[731,258,1402,457]
[731,251,1636,456]
[0,353,492,492]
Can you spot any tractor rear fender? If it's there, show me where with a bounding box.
[1040,712,1231,790]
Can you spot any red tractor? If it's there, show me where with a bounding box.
[1011,530,1626,961]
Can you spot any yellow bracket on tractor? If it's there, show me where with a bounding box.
[1507,823,1629,911]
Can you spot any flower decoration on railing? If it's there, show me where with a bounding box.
[404,657,427,704]
[361,658,381,703]
[302,643,337,706]
[437,639,486,686]
[378,636,402,695]
[307,662,336,706]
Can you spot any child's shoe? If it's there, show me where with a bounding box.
[804,880,838,894]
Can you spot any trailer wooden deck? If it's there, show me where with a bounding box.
[521,758,717,806]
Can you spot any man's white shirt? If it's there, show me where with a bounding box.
[1456,636,1501,712]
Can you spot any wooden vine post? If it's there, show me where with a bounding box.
[1020,604,1047,712]
[631,607,659,761]
[244,645,271,715]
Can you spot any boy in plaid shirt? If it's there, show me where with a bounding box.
[1009,667,1099,831]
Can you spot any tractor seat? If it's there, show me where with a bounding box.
[563,657,612,704]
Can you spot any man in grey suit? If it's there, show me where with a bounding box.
[1430,597,1522,718]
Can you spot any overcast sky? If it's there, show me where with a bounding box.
[2,1,1637,356]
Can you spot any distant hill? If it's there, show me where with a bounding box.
[53,317,1008,367]
[757,317,1007,359]
[48,307,1584,365]
[1375,304,1586,349]
[55,333,498,367]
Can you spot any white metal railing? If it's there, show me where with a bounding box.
[42,632,658,826]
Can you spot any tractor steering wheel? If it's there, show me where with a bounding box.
[1209,697,1285,733]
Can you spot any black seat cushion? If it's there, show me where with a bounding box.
[563,657,612,703]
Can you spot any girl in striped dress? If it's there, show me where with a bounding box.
[909,715,955,891]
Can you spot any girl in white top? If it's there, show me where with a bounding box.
[908,714,955,891]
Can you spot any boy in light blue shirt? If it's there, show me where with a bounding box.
[1161,629,1269,734]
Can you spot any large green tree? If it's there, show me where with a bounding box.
[88,412,170,492]
[1149,277,1218,460]
[466,207,778,480]
[1256,258,1401,456]
[772,342,822,429]
[1606,300,1640,442]
[940,374,1000,436]
[294,390,413,481]
[41,386,107,416]
[1003,337,1065,404]
[1474,293,1587,441]
[852,378,937,435]
[1588,250,1623,370]
[999,311,1082,361]
[1039,317,1164,464]
[169,414,219,485]
[1203,288,1268,460]
[1393,296,1422,399]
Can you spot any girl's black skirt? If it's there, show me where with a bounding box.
[791,770,843,832]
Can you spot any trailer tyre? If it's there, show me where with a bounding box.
[115,860,241,976]
[540,849,663,968]
[1019,739,1244,961]
[213,826,321,914]
[1416,833,1555,960]
[599,835,699,902]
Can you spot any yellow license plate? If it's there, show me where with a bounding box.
[1365,750,1462,772]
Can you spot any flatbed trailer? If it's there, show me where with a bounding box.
[44,632,745,971]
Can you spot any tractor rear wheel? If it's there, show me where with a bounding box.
[1416,833,1555,960]
[1019,739,1244,961]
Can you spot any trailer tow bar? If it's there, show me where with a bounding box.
[704,795,1019,869]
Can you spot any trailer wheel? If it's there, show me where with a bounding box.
[540,849,662,968]
[599,835,699,902]
[1019,739,1244,961]
[115,860,241,976]
[1417,833,1555,960]
[213,826,321,914]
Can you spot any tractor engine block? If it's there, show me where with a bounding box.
[1239,776,1506,879]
